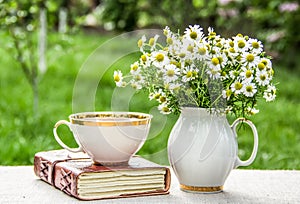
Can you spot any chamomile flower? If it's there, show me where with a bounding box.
[184,24,204,41]
[137,35,146,52]
[182,65,198,82]
[241,52,260,68]
[231,81,244,94]
[164,26,177,46]
[149,34,160,51]
[139,53,151,67]
[260,58,272,69]
[165,82,181,91]
[222,89,232,100]
[246,107,260,115]
[163,26,171,37]
[130,62,140,75]
[158,102,171,114]
[242,82,257,97]
[195,43,209,60]
[130,81,142,89]
[207,65,221,79]
[113,70,124,87]
[149,89,163,101]
[263,85,276,102]
[240,67,254,82]
[206,56,222,79]
[163,64,180,82]
[233,35,250,53]
[175,38,196,62]
[248,38,263,54]
[114,24,276,117]
[151,50,170,68]
[229,70,240,79]
[255,70,270,86]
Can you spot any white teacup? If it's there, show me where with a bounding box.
[53,112,152,165]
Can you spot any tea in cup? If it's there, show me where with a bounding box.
[53,112,152,165]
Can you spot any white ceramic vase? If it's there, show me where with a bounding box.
[168,107,258,193]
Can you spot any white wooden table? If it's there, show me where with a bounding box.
[0,166,299,203]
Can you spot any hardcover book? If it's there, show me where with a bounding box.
[34,150,171,200]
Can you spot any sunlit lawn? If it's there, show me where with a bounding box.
[0,31,299,169]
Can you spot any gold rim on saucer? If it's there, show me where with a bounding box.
[69,112,152,126]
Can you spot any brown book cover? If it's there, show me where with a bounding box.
[34,150,171,200]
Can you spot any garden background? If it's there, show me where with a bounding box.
[0,0,299,169]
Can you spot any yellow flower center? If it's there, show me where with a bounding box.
[131,64,139,71]
[162,106,170,113]
[257,62,265,70]
[192,71,198,77]
[211,69,219,75]
[186,71,193,78]
[166,69,175,77]
[229,40,234,47]
[238,40,246,48]
[260,74,266,81]
[166,37,173,45]
[135,75,142,81]
[160,96,166,103]
[226,89,232,97]
[190,31,197,39]
[246,85,253,92]
[179,53,186,58]
[198,47,206,55]
[154,93,160,99]
[187,45,194,52]
[156,53,164,62]
[211,57,220,66]
[229,47,235,53]
[245,70,252,78]
[218,57,223,64]
[149,38,155,46]
[163,29,168,36]
[131,83,137,89]
[261,59,268,66]
[210,31,216,36]
[114,75,120,82]
[137,39,143,47]
[252,41,259,49]
[246,54,254,62]
[141,55,147,62]
[234,82,242,90]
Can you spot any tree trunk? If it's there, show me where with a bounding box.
[38,7,47,74]
[32,77,39,115]
[58,7,68,33]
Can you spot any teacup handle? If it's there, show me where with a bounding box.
[231,118,259,168]
[53,120,83,153]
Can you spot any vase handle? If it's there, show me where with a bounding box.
[231,118,259,168]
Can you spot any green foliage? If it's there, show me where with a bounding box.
[100,0,300,70]
[101,0,139,31]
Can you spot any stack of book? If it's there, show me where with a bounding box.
[34,150,170,200]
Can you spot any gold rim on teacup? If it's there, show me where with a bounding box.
[69,112,152,126]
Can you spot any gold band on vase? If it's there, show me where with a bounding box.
[180,184,223,193]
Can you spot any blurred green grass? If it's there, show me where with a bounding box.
[0,31,299,169]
